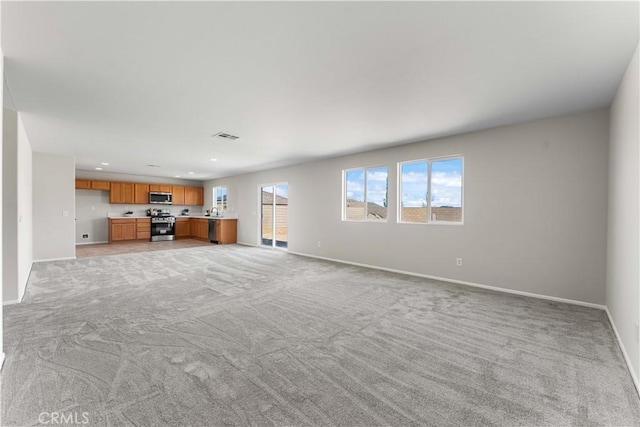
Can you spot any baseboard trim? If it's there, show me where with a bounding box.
[76,241,108,246]
[3,298,21,306]
[287,250,606,310]
[0,353,5,371]
[237,241,259,247]
[33,256,76,263]
[605,307,640,396]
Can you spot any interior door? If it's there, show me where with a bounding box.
[261,184,288,248]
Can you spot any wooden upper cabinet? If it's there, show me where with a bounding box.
[184,187,197,205]
[183,186,204,206]
[149,184,172,193]
[91,180,110,190]
[172,186,185,205]
[110,182,135,204]
[134,184,150,204]
[75,179,91,189]
[76,179,109,190]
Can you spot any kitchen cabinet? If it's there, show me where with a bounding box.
[109,219,136,242]
[76,179,110,190]
[195,187,204,205]
[136,218,151,240]
[134,184,150,204]
[175,218,190,237]
[75,179,91,189]
[110,182,135,204]
[214,219,237,245]
[172,186,185,205]
[184,186,204,206]
[91,180,110,190]
[190,219,209,241]
[184,187,197,205]
[149,184,172,193]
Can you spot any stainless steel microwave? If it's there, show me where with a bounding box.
[149,192,172,205]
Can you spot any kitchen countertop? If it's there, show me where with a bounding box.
[108,215,236,220]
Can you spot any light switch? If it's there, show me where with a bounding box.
[62,211,69,217]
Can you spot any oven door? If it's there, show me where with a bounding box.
[151,221,175,241]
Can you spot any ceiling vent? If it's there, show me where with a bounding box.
[212,132,239,141]
[146,164,162,168]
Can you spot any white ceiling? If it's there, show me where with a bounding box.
[3,2,638,180]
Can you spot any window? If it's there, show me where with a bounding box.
[343,166,388,221]
[399,157,463,224]
[212,186,227,212]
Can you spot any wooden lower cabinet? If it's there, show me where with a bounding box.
[190,219,209,241]
[109,217,237,244]
[109,219,136,242]
[136,218,151,240]
[175,218,190,237]
[214,219,237,245]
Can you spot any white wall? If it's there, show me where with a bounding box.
[33,152,76,261]
[206,109,609,306]
[607,44,639,387]
[3,109,18,301]
[2,109,33,303]
[17,114,32,299]
[0,9,5,366]
[75,170,203,187]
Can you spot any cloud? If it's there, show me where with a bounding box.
[431,171,461,187]
[401,171,428,184]
[367,171,388,182]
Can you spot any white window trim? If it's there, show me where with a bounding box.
[342,165,389,223]
[397,155,464,226]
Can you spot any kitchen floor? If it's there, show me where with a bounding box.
[75,239,213,258]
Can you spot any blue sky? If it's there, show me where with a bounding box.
[402,158,462,207]
[261,185,289,198]
[346,159,462,208]
[345,168,388,206]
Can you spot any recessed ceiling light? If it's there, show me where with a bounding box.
[188,172,195,175]
[174,175,181,178]
[95,167,103,171]
[101,162,110,166]
[209,158,218,162]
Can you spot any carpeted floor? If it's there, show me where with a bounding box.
[2,245,639,426]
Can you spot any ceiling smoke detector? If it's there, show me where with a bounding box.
[212,132,239,141]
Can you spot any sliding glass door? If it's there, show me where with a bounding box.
[261,184,288,248]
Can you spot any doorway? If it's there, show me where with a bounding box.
[261,184,288,248]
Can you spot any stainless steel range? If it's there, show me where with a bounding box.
[151,215,175,241]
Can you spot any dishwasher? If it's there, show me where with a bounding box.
[208,219,217,243]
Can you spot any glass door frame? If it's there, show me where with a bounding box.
[258,182,288,249]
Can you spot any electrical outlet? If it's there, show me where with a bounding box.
[62,210,69,217]
[82,234,89,239]
[456,258,463,267]
[317,241,321,248]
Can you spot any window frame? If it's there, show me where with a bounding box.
[397,155,464,226]
[212,186,228,212]
[342,165,389,223]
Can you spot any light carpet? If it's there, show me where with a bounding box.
[2,245,639,426]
